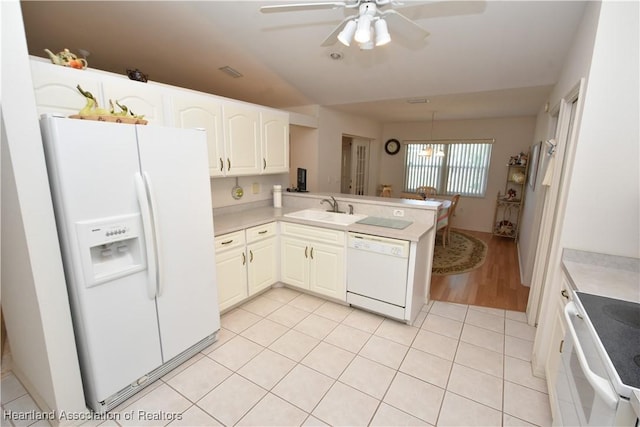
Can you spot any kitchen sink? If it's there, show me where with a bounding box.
[284,209,367,226]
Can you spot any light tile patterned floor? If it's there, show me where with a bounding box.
[1,287,552,426]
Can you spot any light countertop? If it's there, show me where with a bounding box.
[213,206,436,242]
[562,249,640,303]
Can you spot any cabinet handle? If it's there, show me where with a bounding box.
[304,246,308,258]
[310,247,314,259]
[249,250,254,262]
[242,252,246,265]
[219,158,224,172]
[559,339,564,353]
[561,289,569,299]
[258,230,268,235]
[221,239,233,245]
[227,158,231,171]
[263,158,266,170]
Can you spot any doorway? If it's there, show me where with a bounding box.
[527,80,585,326]
[341,136,371,195]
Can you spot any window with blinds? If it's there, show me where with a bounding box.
[404,140,493,197]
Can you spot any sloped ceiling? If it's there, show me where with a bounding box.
[20,1,587,121]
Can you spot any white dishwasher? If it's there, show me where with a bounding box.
[346,232,410,320]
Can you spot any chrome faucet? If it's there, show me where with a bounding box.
[321,196,339,212]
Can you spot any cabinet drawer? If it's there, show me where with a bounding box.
[280,222,345,245]
[214,230,245,252]
[246,222,277,243]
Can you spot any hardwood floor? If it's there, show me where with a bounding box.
[430,229,530,312]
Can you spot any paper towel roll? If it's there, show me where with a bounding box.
[273,185,282,208]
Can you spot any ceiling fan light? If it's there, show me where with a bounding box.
[337,20,357,46]
[354,15,372,43]
[374,19,391,46]
[359,40,374,50]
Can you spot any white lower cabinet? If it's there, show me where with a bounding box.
[546,275,572,421]
[247,226,278,296]
[215,223,277,311]
[280,223,345,301]
[214,231,248,312]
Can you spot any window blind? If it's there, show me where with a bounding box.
[404,140,493,197]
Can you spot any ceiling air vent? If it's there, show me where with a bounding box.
[218,66,243,78]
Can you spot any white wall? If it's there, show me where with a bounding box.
[209,173,289,208]
[317,107,383,194]
[289,124,319,191]
[531,0,639,379]
[560,0,639,257]
[1,0,86,417]
[382,117,536,232]
[519,0,601,286]
[517,113,554,285]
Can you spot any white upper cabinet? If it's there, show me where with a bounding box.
[29,58,289,177]
[101,80,165,125]
[222,103,262,176]
[172,94,225,177]
[261,110,289,174]
[30,60,104,117]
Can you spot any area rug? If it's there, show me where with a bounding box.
[432,230,488,275]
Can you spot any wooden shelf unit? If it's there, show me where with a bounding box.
[493,163,528,240]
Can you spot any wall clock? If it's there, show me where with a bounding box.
[385,139,401,155]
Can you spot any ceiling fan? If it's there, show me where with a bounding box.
[260,0,430,50]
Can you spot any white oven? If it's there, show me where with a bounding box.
[554,292,638,426]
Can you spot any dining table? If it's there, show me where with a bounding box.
[400,192,452,231]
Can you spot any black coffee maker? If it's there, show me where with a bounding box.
[296,168,308,192]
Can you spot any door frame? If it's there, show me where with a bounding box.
[528,79,586,375]
[340,134,371,196]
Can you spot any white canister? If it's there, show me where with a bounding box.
[273,185,282,208]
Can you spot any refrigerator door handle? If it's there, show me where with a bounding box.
[142,172,165,297]
[134,173,158,299]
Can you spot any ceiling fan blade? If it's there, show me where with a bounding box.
[260,2,347,13]
[320,16,354,46]
[381,9,430,42]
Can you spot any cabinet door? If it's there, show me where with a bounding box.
[261,111,289,174]
[247,237,277,296]
[102,80,165,125]
[223,102,261,176]
[309,242,345,300]
[215,247,248,312]
[280,236,309,290]
[31,60,104,117]
[172,95,226,177]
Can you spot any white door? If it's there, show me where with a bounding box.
[280,236,309,289]
[136,125,220,361]
[102,80,165,125]
[223,103,261,175]
[247,237,277,295]
[40,117,163,403]
[350,138,370,195]
[216,247,248,311]
[261,111,289,174]
[309,242,345,300]
[31,61,104,117]
[172,94,225,177]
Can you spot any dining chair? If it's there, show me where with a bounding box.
[436,194,460,247]
[381,186,392,197]
[400,192,424,200]
[416,186,437,199]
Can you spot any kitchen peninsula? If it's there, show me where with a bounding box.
[213,192,447,325]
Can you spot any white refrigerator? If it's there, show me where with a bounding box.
[40,115,220,412]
